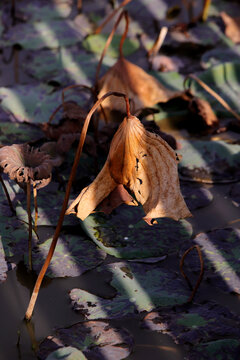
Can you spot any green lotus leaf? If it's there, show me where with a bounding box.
[193,62,240,118]
[82,205,192,259]
[82,34,139,58]
[25,233,106,278]
[46,347,87,360]
[69,261,189,319]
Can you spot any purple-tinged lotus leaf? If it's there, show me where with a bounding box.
[38,320,133,360]
[82,205,192,259]
[22,47,115,87]
[229,182,240,207]
[25,234,106,278]
[0,18,91,50]
[182,228,240,294]
[143,302,240,345]
[17,2,72,22]
[178,139,240,183]
[0,84,67,123]
[188,339,240,360]
[69,261,189,319]
[0,239,8,283]
[201,45,240,69]
[181,185,213,210]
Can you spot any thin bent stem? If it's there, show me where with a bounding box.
[24,91,130,321]
[184,74,240,122]
[0,173,15,214]
[180,245,204,302]
[61,84,94,108]
[95,10,129,86]
[94,0,132,34]
[27,181,33,272]
[33,185,38,233]
[48,103,64,124]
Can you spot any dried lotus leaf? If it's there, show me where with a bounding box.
[97,57,180,115]
[67,115,191,223]
[0,144,52,188]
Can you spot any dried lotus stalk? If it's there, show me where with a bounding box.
[67,115,191,223]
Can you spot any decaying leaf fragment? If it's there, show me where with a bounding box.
[0,144,52,189]
[66,115,191,224]
[97,57,180,115]
[221,12,240,44]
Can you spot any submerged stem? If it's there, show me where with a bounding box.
[33,185,38,233]
[0,173,15,214]
[27,181,32,272]
[180,245,204,302]
[24,91,130,321]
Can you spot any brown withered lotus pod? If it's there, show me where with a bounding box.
[97,57,180,116]
[66,114,191,224]
[0,144,52,189]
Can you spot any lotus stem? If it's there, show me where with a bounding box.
[147,26,168,58]
[14,46,19,83]
[184,74,240,122]
[180,245,204,302]
[24,91,130,321]
[77,0,82,13]
[95,10,129,86]
[33,185,38,233]
[27,181,33,271]
[0,173,15,214]
[201,0,211,22]
[94,0,132,34]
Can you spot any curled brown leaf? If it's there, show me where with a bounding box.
[67,115,191,223]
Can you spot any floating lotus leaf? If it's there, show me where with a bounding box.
[178,139,240,182]
[17,2,72,21]
[143,302,240,345]
[38,320,133,360]
[181,185,213,210]
[229,182,240,207]
[69,261,189,319]
[201,45,240,69]
[22,47,115,86]
[0,239,8,283]
[193,62,240,118]
[0,84,69,123]
[209,0,240,17]
[182,228,240,294]
[25,233,106,278]
[188,339,240,360]
[0,225,37,259]
[83,34,139,58]
[0,19,90,50]
[82,205,192,259]
[46,347,87,360]
[0,122,43,145]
